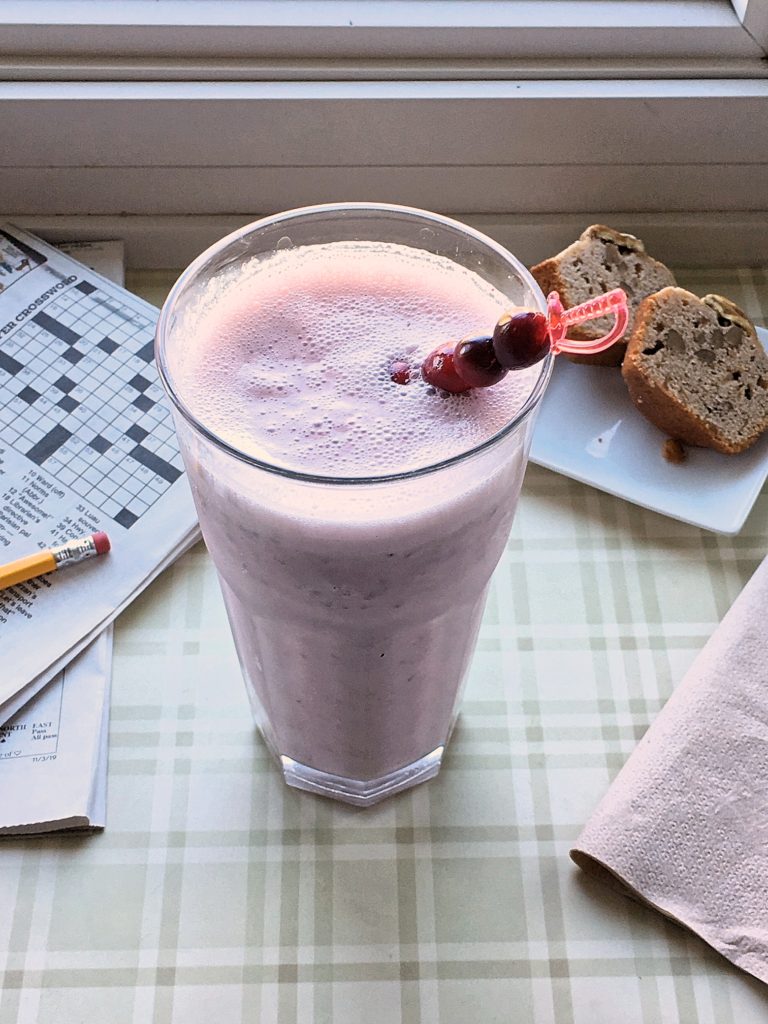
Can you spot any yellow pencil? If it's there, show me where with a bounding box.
[0,532,111,591]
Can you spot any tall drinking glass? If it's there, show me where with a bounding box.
[156,204,552,806]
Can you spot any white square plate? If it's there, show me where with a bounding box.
[529,327,768,534]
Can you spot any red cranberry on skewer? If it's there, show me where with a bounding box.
[492,311,551,370]
[453,335,507,389]
[420,340,470,393]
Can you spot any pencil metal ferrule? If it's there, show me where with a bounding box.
[51,535,99,569]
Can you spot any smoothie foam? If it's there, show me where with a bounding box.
[172,242,538,476]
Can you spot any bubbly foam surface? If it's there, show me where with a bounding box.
[172,242,541,476]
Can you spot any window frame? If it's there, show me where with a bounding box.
[731,0,768,48]
[1,1,766,268]
[0,0,764,66]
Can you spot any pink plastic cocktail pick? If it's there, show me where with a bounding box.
[418,286,631,392]
[546,288,629,356]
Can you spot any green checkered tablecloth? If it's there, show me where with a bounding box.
[2,269,768,1024]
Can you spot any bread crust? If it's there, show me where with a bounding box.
[582,225,645,253]
[701,294,755,335]
[622,288,767,455]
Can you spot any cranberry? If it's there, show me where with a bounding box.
[493,311,551,370]
[453,335,507,389]
[389,360,411,385]
[421,340,471,393]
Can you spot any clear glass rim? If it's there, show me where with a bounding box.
[155,202,553,486]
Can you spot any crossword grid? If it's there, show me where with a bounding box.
[0,278,182,528]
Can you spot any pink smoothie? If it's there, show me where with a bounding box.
[168,242,541,786]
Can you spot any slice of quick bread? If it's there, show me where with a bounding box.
[530,225,676,366]
[622,288,768,454]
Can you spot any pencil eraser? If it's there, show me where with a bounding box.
[92,531,111,555]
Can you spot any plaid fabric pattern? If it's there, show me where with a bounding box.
[1,269,767,1023]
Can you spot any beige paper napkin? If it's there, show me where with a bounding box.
[571,555,768,984]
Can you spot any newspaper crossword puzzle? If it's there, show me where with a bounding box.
[0,277,182,529]
[0,226,199,724]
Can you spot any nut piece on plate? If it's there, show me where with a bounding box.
[529,225,676,366]
[622,287,768,455]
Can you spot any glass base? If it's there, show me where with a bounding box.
[278,746,445,807]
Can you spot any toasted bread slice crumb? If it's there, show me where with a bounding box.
[662,438,687,463]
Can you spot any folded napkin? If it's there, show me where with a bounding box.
[571,555,768,984]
